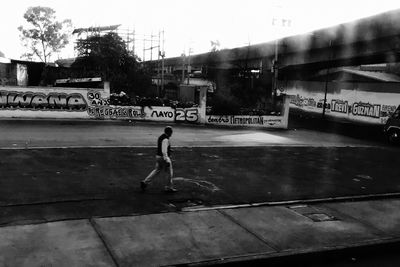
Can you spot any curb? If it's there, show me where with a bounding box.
[181,192,400,212]
[164,237,400,266]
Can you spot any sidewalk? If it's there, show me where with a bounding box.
[288,111,386,143]
[1,198,400,267]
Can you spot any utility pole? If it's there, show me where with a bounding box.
[187,47,192,85]
[271,11,292,109]
[126,27,130,52]
[161,30,165,97]
[272,38,279,106]
[132,28,135,55]
[322,40,333,118]
[141,33,160,76]
[150,32,153,62]
[181,52,186,83]
[142,36,145,65]
[157,31,160,96]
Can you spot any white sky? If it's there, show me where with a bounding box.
[1,0,400,61]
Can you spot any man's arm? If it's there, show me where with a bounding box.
[161,138,171,163]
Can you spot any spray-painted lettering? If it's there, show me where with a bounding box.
[352,102,381,118]
[175,108,199,122]
[0,90,87,111]
[290,95,317,108]
[207,115,230,124]
[151,110,174,118]
[88,106,145,119]
[87,91,110,106]
[331,99,349,114]
[231,116,264,125]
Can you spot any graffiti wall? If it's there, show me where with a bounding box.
[88,86,207,123]
[285,81,400,125]
[0,86,108,119]
[175,108,200,123]
[88,101,204,123]
[0,84,289,129]
[89,105,176,122]
[205,97,290,129]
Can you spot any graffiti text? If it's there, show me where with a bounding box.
[88,106,145,119]
[331,100,349,114]
[175,108,199,122]
[0,90,87,111]
[352,102,381,118]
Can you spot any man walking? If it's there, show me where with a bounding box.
[141,126,177,192]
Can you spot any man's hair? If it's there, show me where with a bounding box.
[164,126,173,135]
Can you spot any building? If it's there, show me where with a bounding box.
[0,58,45,86]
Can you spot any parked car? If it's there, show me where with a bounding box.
[384,105,400,144]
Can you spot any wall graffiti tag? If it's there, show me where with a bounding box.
[87,90,144,119]
[207,115,230,124]
[231,116,264,125]
[151,110,174,118]
[351,102,380,118]
[316,100,331,110]
[87,91,110,106]
[88,106,145,119]
[287,87,400,125]
[0,90,87,111]
[175,108,199,123]
[147,107,176,122]
[290,95,317,108]
[381,104,398,117]
[206,115,284,127]
[331,99,349,114]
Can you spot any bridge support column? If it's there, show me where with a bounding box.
[198,86,207,124]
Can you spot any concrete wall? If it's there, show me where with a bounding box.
[283,80,400,125]
[0,84,208,124]
[0,85,109,119]
[205,96,290,129]
[0,63,7,85]
[0,84,289,129]
[90,105,205,124]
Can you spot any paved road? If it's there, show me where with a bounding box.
[0,119,383,149]
[1,119,399,266]
[0,119,398,227]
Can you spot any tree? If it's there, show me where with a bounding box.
[72,32,151,96]
[18,6,72,63]
[210,40,220,52]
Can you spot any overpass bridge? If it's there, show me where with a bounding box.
[148,8,400,80]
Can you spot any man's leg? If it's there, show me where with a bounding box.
[141,160,161,190]
[164,162,177,192]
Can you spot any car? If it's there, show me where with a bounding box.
[384,105,400,144]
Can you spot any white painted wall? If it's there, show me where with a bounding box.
[0,86,108,119]
[285,82,400,125]
[205,96,290,129]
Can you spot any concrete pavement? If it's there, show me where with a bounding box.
[0,119,383,149]
[1,198,400,267]
[1,119,397,266]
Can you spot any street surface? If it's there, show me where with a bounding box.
[1,119,400,266]
[0,119,383,148]
[0,119,397,227]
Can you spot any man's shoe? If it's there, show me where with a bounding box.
[140,181,147,191]
[164,186,178,193]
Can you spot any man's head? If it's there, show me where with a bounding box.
[164,126,173,137]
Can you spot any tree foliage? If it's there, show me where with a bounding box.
[18,6,72,63]
[72,32,151,96]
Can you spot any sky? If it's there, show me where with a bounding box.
[1,0,400,62]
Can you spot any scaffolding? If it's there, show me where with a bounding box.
[73,24,136,55]
[72,25,166,96]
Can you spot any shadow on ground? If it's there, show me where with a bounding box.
[1,145,400,226]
